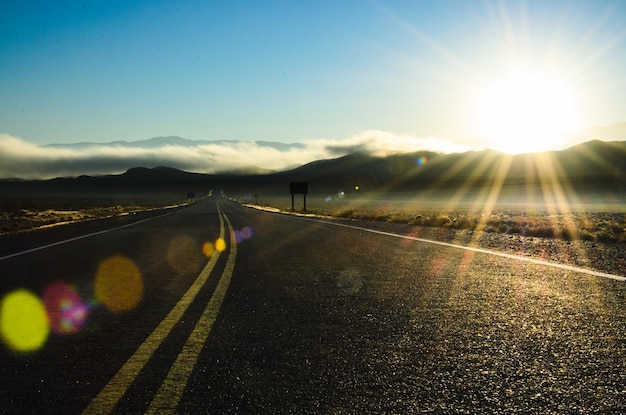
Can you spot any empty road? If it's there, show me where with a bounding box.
[1,196,625,414]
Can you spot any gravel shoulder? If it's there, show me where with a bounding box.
[3,201,624,278]
[242,203,626,279]
[340,219,626,279]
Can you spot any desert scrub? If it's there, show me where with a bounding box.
[578,229,596,241]
[236,194,626,244]
[386,214,408,223]
[454,216,477,230]
[0,200,189,234]
[334,209,355,219]
[409,215,429,226]
[352,209,624,243]
[431,214,453,227]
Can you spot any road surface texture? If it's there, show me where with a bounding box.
[0,196,625,414]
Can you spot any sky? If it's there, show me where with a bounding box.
[2,0,626,178]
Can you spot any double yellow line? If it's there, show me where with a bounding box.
[83,204,237,414]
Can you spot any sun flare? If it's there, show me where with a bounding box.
[472,68,582,154]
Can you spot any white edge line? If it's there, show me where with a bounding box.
[317,219,626,282]
[0,207,189,262]
[249,206,626,282]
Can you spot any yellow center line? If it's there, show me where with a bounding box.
[82,204,227,415]
[146,207,238,414]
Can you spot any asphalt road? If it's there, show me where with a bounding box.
[1,196,625,414]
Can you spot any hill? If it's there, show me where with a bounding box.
[1,140,625,204]
[261,140,626,193]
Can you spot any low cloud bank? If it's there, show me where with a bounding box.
[0,131,469,179]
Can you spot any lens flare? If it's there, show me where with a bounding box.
[234,226,254,243]
[0,290,50,352]
[417,156,428,166]
[94,255,143,313]
[215,238,227,252]
[43,281,89,334]
[202,241,215,257]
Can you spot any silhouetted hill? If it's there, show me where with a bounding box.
[1,140,625,201]
[121,166,203,182]
[257,140,626,195]
[0,166,213,200]
[559,140,626,178]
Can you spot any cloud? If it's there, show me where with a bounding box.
[320,131,471,155]
[0,131,470,179]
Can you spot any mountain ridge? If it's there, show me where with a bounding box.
[2,140,625,200]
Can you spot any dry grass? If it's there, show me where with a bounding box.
[3,191,624,245]
[0,197,190,234]
[235,193,626,244]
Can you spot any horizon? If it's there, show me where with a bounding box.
[0,133,624,180]
[2,1,626,177]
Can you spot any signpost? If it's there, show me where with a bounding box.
[289,182,308,213]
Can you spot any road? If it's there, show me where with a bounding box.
[1,196,625,414]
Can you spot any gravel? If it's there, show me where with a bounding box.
[345,219,626,278]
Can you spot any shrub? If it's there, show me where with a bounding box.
[455,217,476,230]
[431,214,453,227]
[494,223,506,233]
[562,225,580,241]
[409,215,429,226]
[609,222,625,237]
[528,226,555,238]
[387,214,409,224]
[336,209,355,218]
[597,231,618,243]
[579,229,596,241]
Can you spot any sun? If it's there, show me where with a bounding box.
[472,68,582,154]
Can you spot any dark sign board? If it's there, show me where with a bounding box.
[289,182,308,194]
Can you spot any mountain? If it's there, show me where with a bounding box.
[274,140,626,193]
[2,140,625,202]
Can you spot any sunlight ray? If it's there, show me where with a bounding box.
[466,155,514,242]
[532,152,597,278]
[444,153,513,212]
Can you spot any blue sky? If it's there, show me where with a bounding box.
[2,1,626,158]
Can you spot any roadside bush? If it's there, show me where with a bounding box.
[387,214,408,224]
[609,222,624,234]
[335,209,355,218]
[496,223,509,233]
[485,225,498,233]
[431,214,453,227]
[581,218,596,232]
[409,215,429,226]
[454,217,476,230]
[374,212,391,222]
[553,224,577,241]
[597,230,618,243]
[579,229,596,241]
[528,226,555,238]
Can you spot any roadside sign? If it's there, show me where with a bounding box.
[289,182,308,212]
[289,182,308,195]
